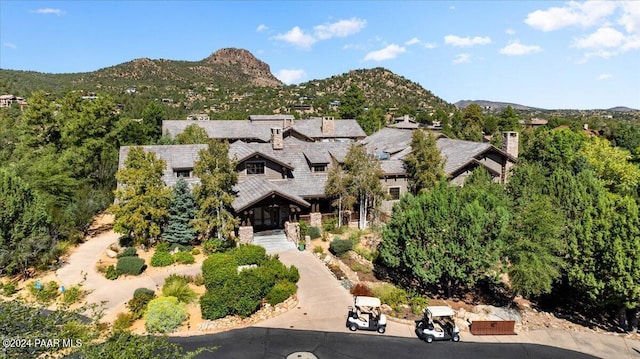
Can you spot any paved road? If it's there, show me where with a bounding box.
[172,327,602,359]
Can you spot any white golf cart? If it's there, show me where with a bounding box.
[415,305,460,343]
[346,296,387,334]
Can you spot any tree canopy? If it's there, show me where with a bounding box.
[404,130,446,194]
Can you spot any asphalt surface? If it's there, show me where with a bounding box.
[172,327,601,359]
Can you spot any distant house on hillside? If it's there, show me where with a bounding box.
[389,114,420,130]
[0,94,27,109]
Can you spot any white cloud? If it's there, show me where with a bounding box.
[444,35,491,47]
[423,42,438,49]
[573,27,625,48]
[453,53,471,64]
[274,26,316,49]
[619,1,640,34]
[275,69,307,85]
[525,1,617,32]
[505,28,516,35]
[598,73,613,80]
[363,44,406,61]
[314,17,366,40]
[256,24,268,32]
[405,37,420,46]
[34,8,64,16]
[3,42,16,49]
[499,40,543,55]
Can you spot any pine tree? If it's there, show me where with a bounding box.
[163,178,197,244]
[404,130,446,194]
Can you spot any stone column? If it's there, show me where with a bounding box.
[238,226,254,244]
[309,212,322,228]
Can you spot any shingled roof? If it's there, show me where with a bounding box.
[162,120,273,142]
[291,117,366,139]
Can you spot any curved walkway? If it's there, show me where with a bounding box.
[55,230,201,321]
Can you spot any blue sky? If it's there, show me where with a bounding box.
[1,1,639,109]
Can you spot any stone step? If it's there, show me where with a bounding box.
[253,233,297,254]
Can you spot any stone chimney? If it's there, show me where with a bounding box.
[271,127,283,150]
[321,116,335,134]
[501,131,519,158]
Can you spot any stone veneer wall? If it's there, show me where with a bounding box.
[238,226,254,244]
[284,221,300,244]
[309,212,322,228]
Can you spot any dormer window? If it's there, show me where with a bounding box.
[174,169,192,178]
[312,164,327,173]
[246,162,265,175]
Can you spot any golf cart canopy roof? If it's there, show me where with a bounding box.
[355,296,381,307]
[426,306,456,317]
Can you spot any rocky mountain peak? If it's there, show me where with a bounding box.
[203,48,282,87]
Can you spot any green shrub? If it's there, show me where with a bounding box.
[287,266,300,283]
[308,226,321,239]
[266,280,297,305]
[156,241,170,252]
[116,256,146,275]
[164,274,190,287]
[191,274,205,286]
[354,246,378,262]
[229,270,267,317]
[113,312,134,332]
[169,243,192,253]
[299,220,309,237]
[117,247,138,258]
[150,250,174,267]
[312,246,324,255]
[127,292,155,320]
[329,239,354,256]
[105,265,119,280]
[162,280,197,304]
[173,251,195,264]
[134,287,156,297]
[322,216,338,233]
[144,296,188,334]
[371,283,408,310]
[202,253,238,290]
[2,281,17,296]
[348,230,363,244]
[28,281,60,303]
[200,290,229,320]
[232,244,267,265]
[332,225,347,235]
[409,292,430,315]
[191,248,201,255]
[202,238,234,254]
[62,285,85,304]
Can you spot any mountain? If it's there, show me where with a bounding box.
[0,48,454,119]
[455,100,544,111]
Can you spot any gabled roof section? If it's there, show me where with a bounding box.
[292,117,366,139]
[233,177,310,212]
[436,138,493,174]
[303,150,331,164]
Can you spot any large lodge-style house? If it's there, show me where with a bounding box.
[118,114,517,237]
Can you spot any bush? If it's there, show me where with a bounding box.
[2,281,17,296]
[202,238,233,254]
[144,296,188,334]
[150,250,174,267]
[329,239,354,256]
[28,281,60,303]
[202,253,238,290]
[191,248,201,255]
[354,246,378,262]
[127,292,155,320]
[116,256,146,275]
[164,274,190,287]
[322,216,338,233]
[119,235,133,248]
[287,266,300,283]
[156,241,170,252]
[266,280,297,305]
[232,244,267,265]
[191,274,205,286]
[113,312,134,332]
[134,287,156,297]
[117,247,138,258]
[308,226,321,239]
[299,220,309,237]
[229,270,267,317]
[169,243,192,253]
[200,290,229,320]
[62,285,85,304]
[162,280,196,304]
[312,246,324,255]
[105,265,119,280]
[173,251,195,264]
[350,283,374,297]
[371,283,408,310]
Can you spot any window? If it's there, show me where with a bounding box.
[389,187,400,200]
[313,164,326,173]
[246,162,265,175]
[174,169,191,178]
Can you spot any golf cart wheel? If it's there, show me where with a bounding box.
[377,326,386,334]
[452,335,460,342]
[425,335,434,343]
[349,324,358,332]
